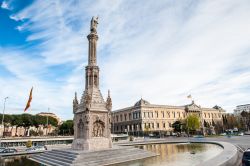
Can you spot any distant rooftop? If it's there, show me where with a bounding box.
[237,104,250,107]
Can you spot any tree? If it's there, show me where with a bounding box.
[172,121,182,133]
[186,114,200,133]
[204,120,210,128]
[59,120,73,135]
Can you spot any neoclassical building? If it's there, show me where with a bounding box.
[112,99,226,135]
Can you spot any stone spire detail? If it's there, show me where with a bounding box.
[73,92,78,113]
[80,16,104,106]
[106,90,112,111]
[87,16,98,66]
[85,16,100,90]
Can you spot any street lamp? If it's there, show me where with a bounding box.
[2,97,9,133]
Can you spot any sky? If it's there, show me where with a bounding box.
[0,0,250,120]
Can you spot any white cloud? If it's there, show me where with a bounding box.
[1,1,10,10]
[1,0,250,120]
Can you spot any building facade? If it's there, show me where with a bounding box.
[234,104,250,115]
[112,99,226,135]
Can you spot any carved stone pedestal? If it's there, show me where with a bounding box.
[72,137,112,151]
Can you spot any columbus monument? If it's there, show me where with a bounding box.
[71,16,112,151]
[30,17,156,165]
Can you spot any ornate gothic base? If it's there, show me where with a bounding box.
[72,137,112,151]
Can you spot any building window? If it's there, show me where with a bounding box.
[151,112,153,118]
[148,112,150,118]
[157,123,159,128]
[120,115,123,121]
[152,123,154,128]
[169,122,171,128]
[148,123,151,128]
[116,115,118,122]
[138,112,141,118]
[144,123,146,128]
[124,114,127,121]
[163,122,166,128]
[129,113,131,120]
[156,111,158,118]
[162,111,165,118]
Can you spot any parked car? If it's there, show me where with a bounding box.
[238,132,244,136]
[0,148,17,153]
[242,149,250,166]
[26,146,47,152]
[25,147,36,152]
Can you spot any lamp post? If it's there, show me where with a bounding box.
[46,108,50,136]
[1,97,9,136]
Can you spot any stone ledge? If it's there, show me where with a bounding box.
[200,141,238,166]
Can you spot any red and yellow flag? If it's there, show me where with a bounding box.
[24,87,33,112]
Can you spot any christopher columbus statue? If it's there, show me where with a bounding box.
[90,16,98,33]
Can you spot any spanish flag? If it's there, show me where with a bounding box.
[24,87,33,112]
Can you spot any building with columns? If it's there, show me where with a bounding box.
[112,99,226,135]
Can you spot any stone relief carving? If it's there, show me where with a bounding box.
[85,113,90,124]
[77,119,84,138]
[93,120,104,137]
[84,92,91,109]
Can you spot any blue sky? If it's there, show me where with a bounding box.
[0,0,250,120]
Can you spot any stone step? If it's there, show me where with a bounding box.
[40,153,74,164]
[76,152,155,166]
[51,149,78,156]
[31,155,71,166]
[75,149,155,165]
[30,147,157,166]
[76,148,138,159]
[45,151,77,160]
[85,149,146,160]
[31,156,55,166]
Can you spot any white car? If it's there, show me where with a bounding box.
[26,146,46,152]
[220,133,227,136]
[238,132,244,136]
